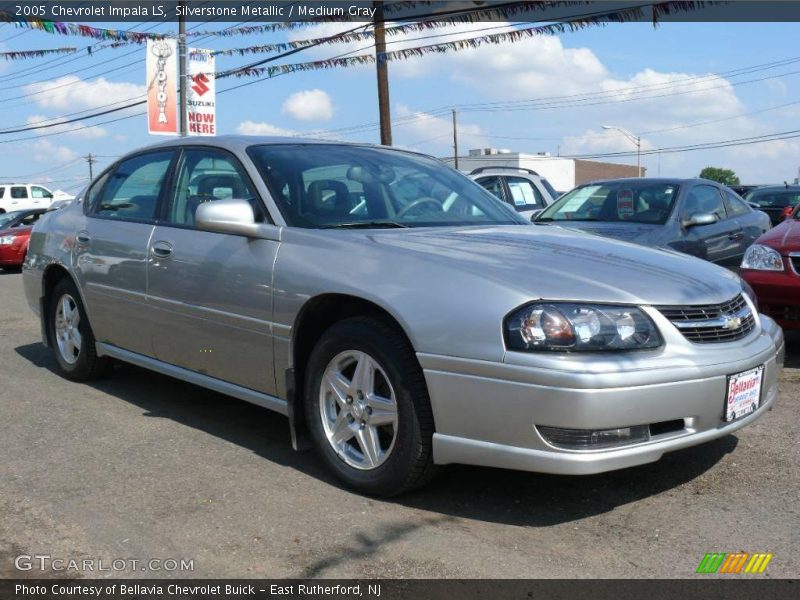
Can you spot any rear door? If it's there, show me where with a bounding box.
[679,184,741,266]
[9,186,33,211]
[146,146,279,395]
[75,150,176,356]
[723,188,769,258]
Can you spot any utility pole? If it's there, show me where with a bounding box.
[178,0,187,137]
[84,153,96,181]
[452,109,459,169]
[373,1,392,146]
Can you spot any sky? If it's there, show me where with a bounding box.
[1,14,799,194]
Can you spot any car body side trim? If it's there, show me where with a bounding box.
[95,342,289,415]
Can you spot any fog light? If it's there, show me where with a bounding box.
[537,424,650,450]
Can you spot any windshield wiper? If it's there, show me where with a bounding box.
[323,221,409,229]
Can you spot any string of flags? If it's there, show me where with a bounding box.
[0,47,77,60]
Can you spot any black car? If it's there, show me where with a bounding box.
[744,185,800,226]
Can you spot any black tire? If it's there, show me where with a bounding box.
[304,316,438,496]
[47,278,111,381]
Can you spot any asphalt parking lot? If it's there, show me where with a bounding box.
[0,269,798,579]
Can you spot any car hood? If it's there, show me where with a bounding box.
[355,224,742,306]
[539,221,663,244]
[756,219,800,252]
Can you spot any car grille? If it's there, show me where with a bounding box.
[761,303,800,322]
[790,254,800,275]
[656,294,755,343]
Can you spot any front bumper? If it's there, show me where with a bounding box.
[422,315,784,475]
[741,267,800,329]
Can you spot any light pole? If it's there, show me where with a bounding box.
[602,125,641,177]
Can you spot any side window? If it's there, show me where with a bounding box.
[475,176,505,201]
[684,185,727,220]
[167,149,261,227]
[506,176,544,209]
[11,186,28,199]
[31,186,52,199]
[724,190,751,217]
[0,187,5,198]
[92,152,173,221]
[19,213,42,226]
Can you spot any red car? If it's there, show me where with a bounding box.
[740,207,800,329]
[0,209,45,270]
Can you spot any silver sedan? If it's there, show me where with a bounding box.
[23,136,784,495]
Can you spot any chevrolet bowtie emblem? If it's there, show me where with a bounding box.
[721,314,742,330]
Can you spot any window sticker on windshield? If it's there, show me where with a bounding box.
[617,189,635,219]
[561,186,600,212]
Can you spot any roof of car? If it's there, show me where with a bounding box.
[135,135,411,156]
[578,177,709,186]
[747,185,800,193]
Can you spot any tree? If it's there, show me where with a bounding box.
[699,167,741,186]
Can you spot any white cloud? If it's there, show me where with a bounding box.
[235,121,297,136]
[281,89,334,122]
[26,115,107,139]
[24,76,145,111]
[31,140,78,163]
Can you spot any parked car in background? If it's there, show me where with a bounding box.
[731,185,761,198]
[0,183,72,213]
[743,185,800,226]
[534,178,771,268]
[0,208,47,270]
[740,205,800,329]
[469,166,559,219]
[23,137,783,495]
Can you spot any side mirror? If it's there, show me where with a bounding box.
[682,212,719,228]
[529,209,543,222]
[195,199,280,240]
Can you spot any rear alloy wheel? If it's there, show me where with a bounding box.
[305,316,437,496]
[48,278,111,380]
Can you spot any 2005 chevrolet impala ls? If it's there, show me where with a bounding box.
[23,137,784,495]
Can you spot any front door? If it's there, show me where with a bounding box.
[74,150,175,356]
[681,184,741,266]
[146,147,279,395]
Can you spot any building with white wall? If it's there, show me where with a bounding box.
[443,148,644,192]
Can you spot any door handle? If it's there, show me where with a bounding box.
[150,241,173,259]
[728,231,744,241]
[76,231,91,245]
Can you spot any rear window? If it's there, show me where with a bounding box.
[747,191,800,208]
[0,187,4,198]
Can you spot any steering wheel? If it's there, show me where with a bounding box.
[396,197,443,218]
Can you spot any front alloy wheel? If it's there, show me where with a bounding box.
[320,350,399,470]
[305,316,437,495]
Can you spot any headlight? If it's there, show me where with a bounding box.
[505,303,662,352]
[0,235,16,245]
[741,244,783,271]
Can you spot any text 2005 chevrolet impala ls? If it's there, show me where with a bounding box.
[23,137,784,495]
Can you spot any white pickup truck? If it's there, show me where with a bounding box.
[0,183,74,213]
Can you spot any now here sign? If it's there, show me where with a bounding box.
[186,49,216,136]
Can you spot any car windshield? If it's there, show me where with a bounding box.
[0,210,25,229]
[247,144,527,228]
[746,191,800,208]
[536,181,679,225]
